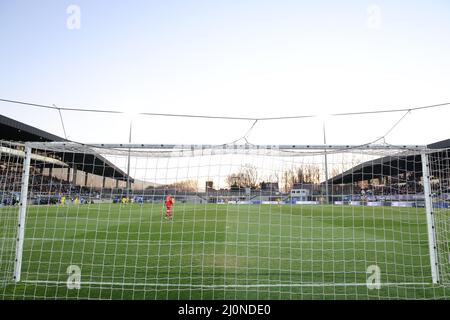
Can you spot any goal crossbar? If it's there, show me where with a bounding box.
[26,142,429,150]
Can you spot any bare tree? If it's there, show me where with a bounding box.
[226,173,241,188]
[330,167,341,179]
[241,164,259,188]
[263,171,280,188]
[282,169,291,193]
[281,165,321,192]
[167,180,199,192]
[226,164,259,189]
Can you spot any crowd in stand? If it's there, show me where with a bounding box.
[0,167,21,191]
[331,181,425,196]
[1,168,99,205]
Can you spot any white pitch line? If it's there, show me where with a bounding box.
[22,280,431,288]
[15,237,427,245]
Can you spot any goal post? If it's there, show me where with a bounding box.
[13,143,31,282]
[1,140,449,299]
[421,152,439,284]
[426,148,450,286]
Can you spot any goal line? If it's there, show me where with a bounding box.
[22,280,432,288]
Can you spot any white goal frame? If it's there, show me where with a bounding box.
[9,142,443,289]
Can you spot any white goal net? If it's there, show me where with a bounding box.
[0,141,449,299]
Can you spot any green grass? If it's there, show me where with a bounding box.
[1,203,449,299]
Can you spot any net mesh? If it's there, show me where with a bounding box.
[0,141,449,299]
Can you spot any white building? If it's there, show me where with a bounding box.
[290,189,309,201]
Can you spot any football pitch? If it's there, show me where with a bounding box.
[1,203,449,299]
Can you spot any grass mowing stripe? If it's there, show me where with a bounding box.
[1,203,448,299]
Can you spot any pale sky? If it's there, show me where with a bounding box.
[1,0,449,147]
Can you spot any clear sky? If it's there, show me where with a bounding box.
[1,0,449,146]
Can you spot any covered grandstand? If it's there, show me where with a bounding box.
[325,139,450,205]
[1,114,133,204]
[328,139,450,184]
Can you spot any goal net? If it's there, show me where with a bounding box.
[1,140,449,299]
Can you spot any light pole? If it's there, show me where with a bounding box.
[322,119,329,204]
[126,119,132,200]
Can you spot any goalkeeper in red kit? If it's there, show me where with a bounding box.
[164,194,174,220]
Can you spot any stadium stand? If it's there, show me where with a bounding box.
[0,114,133,204]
